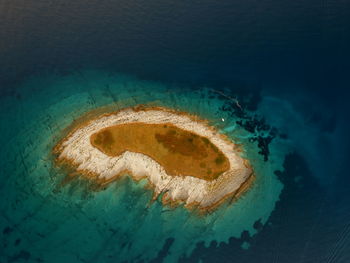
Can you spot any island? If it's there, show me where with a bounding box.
[53,106,254,213]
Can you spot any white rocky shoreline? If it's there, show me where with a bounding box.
[54,107,253,212]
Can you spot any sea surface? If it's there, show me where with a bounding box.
[0,0,349,262]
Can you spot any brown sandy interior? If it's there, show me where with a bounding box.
[90,122,230,180]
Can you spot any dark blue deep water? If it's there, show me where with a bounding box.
[0,0,349,262]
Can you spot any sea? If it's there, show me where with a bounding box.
[0,0,349,262]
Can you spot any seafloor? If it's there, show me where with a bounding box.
[0,70,287,262]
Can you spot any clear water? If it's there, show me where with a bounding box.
[1,70,287,262]
[0,1,349,262]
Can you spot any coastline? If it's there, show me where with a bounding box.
[53,106,254,212]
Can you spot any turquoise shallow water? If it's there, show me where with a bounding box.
[1,0,349,261]
[0,69,288,262]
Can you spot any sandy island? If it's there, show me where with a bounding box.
[53,106,254,212]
